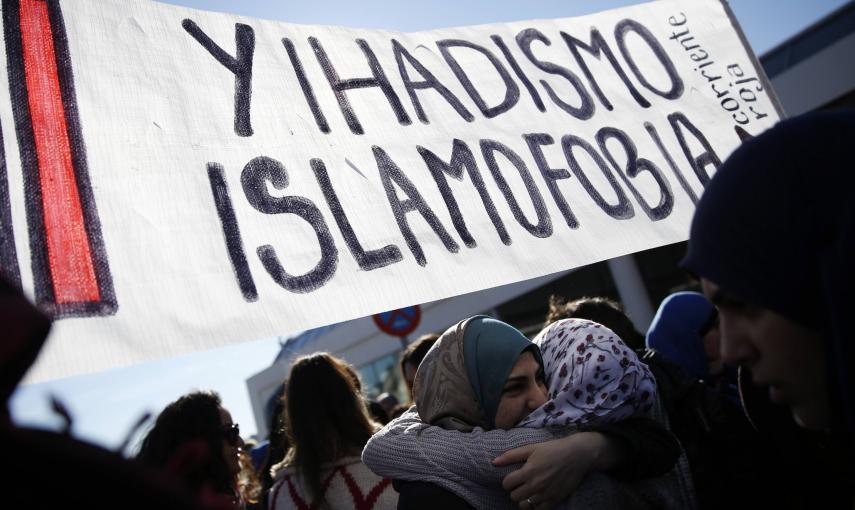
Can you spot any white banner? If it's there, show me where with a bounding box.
[0,0,782,382]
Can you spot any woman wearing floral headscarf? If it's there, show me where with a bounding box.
[363,316,684,510]
[518,319,655,430]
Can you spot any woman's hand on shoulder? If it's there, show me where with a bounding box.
[491,431,624,509]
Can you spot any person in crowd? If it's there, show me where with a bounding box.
[255,392,289,510]
[2,277,220,510]
[364,316,684,510]
[646,291,735,399]
[682,111,855,507]
[387,403,408,420]
[336,358,391,425]
[137,390,248,509]
[399,333,439,399]
[646,292,718,381]
[237,442,263,510]
[269,353,396,510]
[554,294,782,510]
[545,295,645,350]
[367,399,390,425]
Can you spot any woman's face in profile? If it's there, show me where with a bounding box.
[701,278,830,431]
[494,351,547,429]
[218,407,243,476]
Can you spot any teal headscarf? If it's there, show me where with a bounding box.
[463,317,543,428]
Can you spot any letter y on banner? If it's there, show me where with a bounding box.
[3,0,116,317]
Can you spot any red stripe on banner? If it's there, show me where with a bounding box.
[19,0,100,303]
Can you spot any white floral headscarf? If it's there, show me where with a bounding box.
[519,318,656,429]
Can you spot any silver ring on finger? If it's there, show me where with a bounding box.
[526,497,535,509]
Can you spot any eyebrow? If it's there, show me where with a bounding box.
[503,375,527,387]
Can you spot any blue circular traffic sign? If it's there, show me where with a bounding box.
[373,305,422,337]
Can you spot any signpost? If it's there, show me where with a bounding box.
[373,305,422,349]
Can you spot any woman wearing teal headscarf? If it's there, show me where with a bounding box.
[415,315,546,432]
[365,316,684,510]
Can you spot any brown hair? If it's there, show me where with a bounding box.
[283,353,376,508]
[136,390,234,497]
[545,295,645,350]
[399,333,439,378]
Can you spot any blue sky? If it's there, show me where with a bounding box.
[10,0,851,453]
[155,0,849,55]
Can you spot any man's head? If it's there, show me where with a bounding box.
[400,333,439,397]
[646,291,720,380]
[546,295,644,350]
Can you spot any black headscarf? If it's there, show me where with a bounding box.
[681,111,855,457]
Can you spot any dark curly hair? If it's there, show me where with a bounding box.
[136,390,234,498]
[545,295,645,350]
[399,334,439,381]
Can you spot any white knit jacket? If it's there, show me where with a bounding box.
[269,456,397,510]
